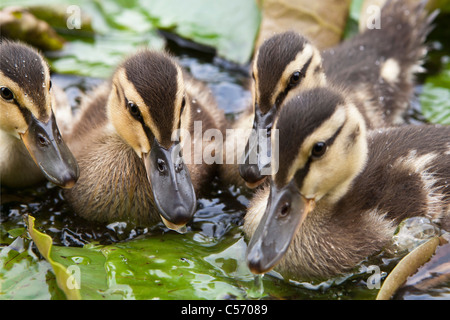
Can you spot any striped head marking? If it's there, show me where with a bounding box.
[0,40,79,188]
[273,88,368,203]
[108,50,187,157]
[252,31,326,114]
[0,40,52,136]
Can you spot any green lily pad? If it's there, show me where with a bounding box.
[138,0,261,64]
[2,0,260,78]
[26,215,82,299]
[420,61,450,125]
[19,214,327,300]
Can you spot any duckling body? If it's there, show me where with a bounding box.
[322,0,435,127]
[244,87,450,280]
[236,0,436,186]
[0,40,79,188]
[65,50,225,229]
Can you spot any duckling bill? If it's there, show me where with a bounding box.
[0,40,79,188]
[245,87,450,279]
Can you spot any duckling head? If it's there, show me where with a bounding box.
[246,87,368,274]
[240,31,326,188]
[107,49,195,231]
[0,40,79,188]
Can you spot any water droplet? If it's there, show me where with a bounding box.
[359,45,365,51]
[196,108,201,113]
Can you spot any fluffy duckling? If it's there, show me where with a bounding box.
[64,49,226,231]
[0,40,79,188]
[238,0,437,187]
[244,87,450,280]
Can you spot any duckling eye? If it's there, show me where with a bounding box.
[127,101,141,119]
[0,87,14,101]
[289,71,302,87]
[311,142,327,158]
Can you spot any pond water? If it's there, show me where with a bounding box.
[1,22,450,300]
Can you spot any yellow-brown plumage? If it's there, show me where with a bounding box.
[245,87,450,280]
[64,49,225,230]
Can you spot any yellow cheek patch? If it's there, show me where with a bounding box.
[282,106,347,185]
[0,67,52,133]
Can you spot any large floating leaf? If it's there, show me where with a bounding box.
[137,0,261,64]
[2,0,260,78]
[19,214,335,300]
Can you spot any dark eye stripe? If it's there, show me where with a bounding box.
[288,122,344,190]
[323,122,344,149]
[299,56,313,79]
[273,55,314,108]
[293,157,311,191]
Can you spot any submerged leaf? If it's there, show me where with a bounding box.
[393,238,450,299]
[376,237,441,300]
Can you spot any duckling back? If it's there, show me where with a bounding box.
[323,0,437,126]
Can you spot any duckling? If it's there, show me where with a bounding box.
[238,0,437,187]
[244,87,450,280]
[64,49,226,231]
[0,40,79,188]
